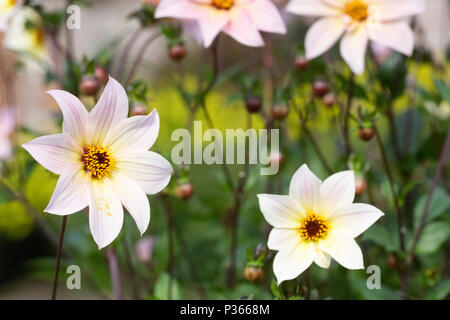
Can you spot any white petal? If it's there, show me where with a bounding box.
[197,9,230,47]
[104,109,159,153]
[88,179,124,249]
[312,243,331,268]
[88,77,129,146]
[319,170,355,216]
[286,0,341,16]
[329,203,384,238]
[223,9,264,47]
[305,17,345,60]
[289,164,322,213]
[46,90,88,143]
[244,0,286,34]
[111,173,150,235]
[115,151,173,195]
[369,21,414,56]
[22,133,81,175]
[340,24,369,75]
[155,0,212,20]
[373,0,425,21]
[319,236,364,269]
[273,240,314,284]
[257,194,303,228]
[267,228,299,251]
[45,166,89,215]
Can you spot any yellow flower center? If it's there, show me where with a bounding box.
[212,0,234,10]
[344,0,368,21]
[81,145,114,179]
[32,29,44,47]
[0,0,16,12]
[298,214,329,242]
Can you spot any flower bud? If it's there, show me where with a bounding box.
[130,104,149,116]
[323,92,337,108]
[245,96,262,113]
[358,127,374,142]
[312,80,330,98]
[267,151,284,167]
[271,104,289,120]
[355,175,367,196]
[175,182,194,200]
[294,55,309,71]
[387,253,397,270]
[169,44,187,61]
[94,66,109,83]
[79,76,100,96]
[135,236,155,264]
[244,266,264,283]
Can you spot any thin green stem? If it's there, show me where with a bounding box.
[51,216,67,300]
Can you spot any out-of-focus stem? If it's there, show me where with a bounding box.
[116,29,143,81]
[51,216,67,300]
[164,197,175,300]
[373,125,405,252]
[106,247,122,300]
[342,71,354,157]
[122,235,140,299]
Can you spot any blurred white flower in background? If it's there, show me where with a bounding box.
[0,0,21,32]
[0,107,15,160]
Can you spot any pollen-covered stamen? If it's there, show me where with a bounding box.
[344,0,368,21]
[81,145,113,179]
[212,0,234,10]
[298,214,329,242]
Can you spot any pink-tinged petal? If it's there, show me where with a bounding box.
[88,179,124,249]
[273,239,314,284]
[22,133,81,175]
[312,244,331,268]
[0,139,12,159]
[305,17,345,60]
[286,0,341,16]
[45,166,89,215]
[322,0,346,8]
[0,107,15,134]
[46,90,88,143]
[319,170,355,216]
[223,9,264,47]
[111,173,150,235]
[289,164,322,213]
[88,77,129,146]
[340,24,369,75]
[329,203,384,238]
[257,194,304,228]
[267,228,299,251]
[197,9,230,47]
[372,0,425,22]
[155,0,211,20]
[104,109,159,153]
[115,151,172,195]
[319,236,364,269]
[369,21,414,56]
[245,0,286,34]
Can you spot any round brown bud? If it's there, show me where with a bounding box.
[94,66,108,83]
[169,44,187,61]
[175,182,194,200]
[245,96,262,113]
[271,104,289,120]
[244,266,264,283]
[358,127,375,142]
[312,80,330,98]
[323,92,337,108]
[80,76,100,96]
[387,253,397,270]
[294,55,309,71]
[130,104,149,116]
[355,175,367,196]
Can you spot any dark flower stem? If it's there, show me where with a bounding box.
[51,216,67,300]
[106,247,122,300]
[342,71,354,157]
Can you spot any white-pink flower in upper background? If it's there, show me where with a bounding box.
[0,0,21,32]
[286,0,425,74]
[0,107,15,159]
[22,77,173,249]
[155,0,286,47]
[258,164,384,284]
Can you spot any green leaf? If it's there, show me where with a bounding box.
[434,79,450,102]
[415,221,450,255]
[414,187,450,228]
[425,279,450,300]
[361,224,398,252]
[270,279,283,300]
[154,272,182,300]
